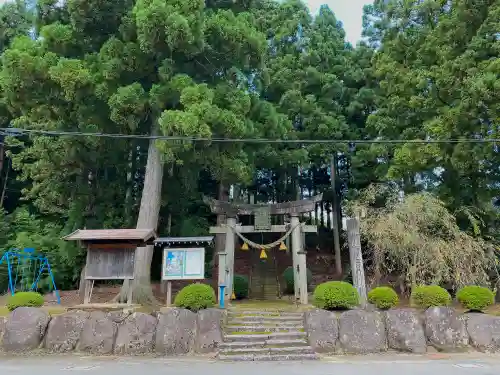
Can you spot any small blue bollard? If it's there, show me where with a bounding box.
[219,285,226,309]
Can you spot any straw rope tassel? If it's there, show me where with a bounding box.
[260,248,267,259]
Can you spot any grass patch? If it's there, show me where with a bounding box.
[228,323,300,327]
[0,305,67,317]
[231,313,282,317]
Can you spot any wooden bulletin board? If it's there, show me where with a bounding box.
[85,246,135,280]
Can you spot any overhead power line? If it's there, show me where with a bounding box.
[1,127,500,145]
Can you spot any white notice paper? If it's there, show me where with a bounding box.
[184,250,203,276]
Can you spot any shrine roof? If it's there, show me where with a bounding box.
[154,236,214,246]
[63,229,156,242]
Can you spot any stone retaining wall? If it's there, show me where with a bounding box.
[0,307,225,355]
[1,306,499,356]
[305,307,500,354]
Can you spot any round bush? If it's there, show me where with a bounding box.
[313,281,359,310]
[233,274,249,300]
[367,286,399,310]
[283,266,312,294]
[174,283,216,312]
[410,285,452,309]
[6,291,44,311]
[456,285,495,312]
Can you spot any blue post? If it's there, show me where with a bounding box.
[6,252,15,296]
[45,258,61,304]
[219,285,226,309]
[30,258,44,291]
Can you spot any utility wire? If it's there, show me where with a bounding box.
[1,127,500,144]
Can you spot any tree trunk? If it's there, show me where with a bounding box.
[117,131,163,305]
[0,158,9,208]
[214,182,228,255]
[330,155,342,276]
[124,143,136,227]
[0,136,4,178]
[78,265,86,302]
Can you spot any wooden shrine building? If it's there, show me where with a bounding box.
[63,228,156,305]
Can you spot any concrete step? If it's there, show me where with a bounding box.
[226,325,304,333]
[227,315,304,322]
[228,311,303,317]
[224,331,307,342]
[219,338,309,350]
[228,319,304,327]
[217,353,319,361]
[220,346,314,355]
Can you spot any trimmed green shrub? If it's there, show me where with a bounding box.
[313,281,359,310]
[233,274,249,299]
[410,285,452,308]
[367,286,399,310]
[283,266,312,294]
[457,285,495,312]
[6,291,44,311]
[174,283,216,312]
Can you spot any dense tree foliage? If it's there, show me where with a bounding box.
[0,0,498,300]
[364,0,500,236]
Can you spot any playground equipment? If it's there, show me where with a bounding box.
[0,248,60,304]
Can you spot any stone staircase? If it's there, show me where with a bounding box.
[249,256,280,300]
[217,309,318,361]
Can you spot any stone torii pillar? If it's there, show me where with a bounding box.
[223,216,236,304]
[346,217,367,306]
[215,216,236,305]
[291,214,308,304]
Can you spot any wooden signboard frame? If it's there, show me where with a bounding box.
[161,247,205,281]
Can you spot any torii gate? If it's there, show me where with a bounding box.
[205,195,322,306]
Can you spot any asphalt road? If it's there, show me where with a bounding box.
[1,355,500,375]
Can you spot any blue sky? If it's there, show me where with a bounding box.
[305,0,371,44]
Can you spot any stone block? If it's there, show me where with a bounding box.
[106,310,133,324]
[114,312,158,355]
[196,308,224,353]
[425,307,469,351]
[155,308,196,355]
[44,311,90,352]
[304,309,338,353]
[339,310,387,354]
[2,307,50,352]
[386,309,426,353]
[466,313,500,352]
[77,311,117,354]
[0,316,6,342]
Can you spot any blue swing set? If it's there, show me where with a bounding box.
[0,247,61,304]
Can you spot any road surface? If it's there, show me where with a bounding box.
[1,354,500,375]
